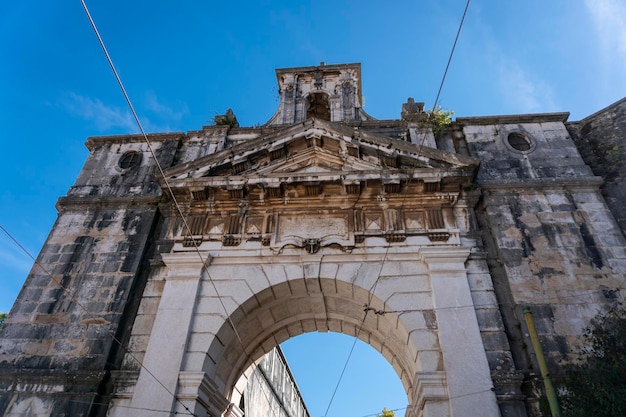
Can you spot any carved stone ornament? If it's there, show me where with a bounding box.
[303,238,321,254]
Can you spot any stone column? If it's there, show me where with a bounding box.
[419,247,501,417]
[129,252,210,417]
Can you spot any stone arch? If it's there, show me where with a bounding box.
[129,249,501,417]
[305,92,331,121]
[208,278,419,407]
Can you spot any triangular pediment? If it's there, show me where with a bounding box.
[255,146,397,176]
[164,118,478,186]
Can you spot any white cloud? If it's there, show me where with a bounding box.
[585,0,626,68]
[60,93,138,132]
[460,7,560,115]
[497,59,559,114]
[144,90,188,122]
[0,239,34,276]
[59,92,189,134]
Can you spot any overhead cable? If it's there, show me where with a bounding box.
[323,2,473,414]
[80,1,281,416]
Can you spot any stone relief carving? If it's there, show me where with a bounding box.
[178,206,456,249]
[303,238,321,254]
[272,213,353,252]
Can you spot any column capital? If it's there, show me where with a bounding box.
[178,371,231,417]
[224,403,245,417]
[161,252,212,280]
[411,370,449,406]
[417,246,471,266]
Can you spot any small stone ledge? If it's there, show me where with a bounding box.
[491,370,526,414]
[457,112,570,125]
[86,132,186,151]
[110,370,139,398]
[56,195,163,208]
[478,176,603,190]
[0,369,105,391]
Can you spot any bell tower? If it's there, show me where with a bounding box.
[265,62,375,125]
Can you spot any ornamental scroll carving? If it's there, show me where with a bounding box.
[178,207,454,250]
[273,213,353,252]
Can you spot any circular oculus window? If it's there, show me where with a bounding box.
[118,151,142,169]
[506,132,535,153]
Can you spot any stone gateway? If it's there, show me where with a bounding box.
[1,63,625,417]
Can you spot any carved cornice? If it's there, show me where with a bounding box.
[56,194,163,209]
[161,118,477,254]
[417,246,472,266]
[456,112,570,125]
[0,369,106,390]
[86,132,185,150]
[162,118,478,181]
[478,176,603,191]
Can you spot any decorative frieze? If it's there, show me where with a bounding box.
[265,186,282,198]
[175,204,461,249]
[426,209,445,229]
[164,119,473,252]
[191,188,209,201]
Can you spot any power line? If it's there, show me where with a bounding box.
[79,2,475,413]
[363,285,623,316]
[321,310,368,417]
[322,2,473,415]
[432,0,471,113]
[359,407,407,417]
[0,224,196,417]
[8,1,608,416]
[416,0,471,150]
[78,2,283,416]
[68,399,190,415]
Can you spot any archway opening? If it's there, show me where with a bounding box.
[206,276,430,417]
[281,332,408,417]
[306,92,331,121]
[236,331,408,417]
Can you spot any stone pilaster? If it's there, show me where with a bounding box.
[128,252,210,417]
[420,247,501,417]
[408,371,449,417]
[177,371,232,417]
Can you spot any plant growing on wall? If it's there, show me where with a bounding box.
[376,408,396,417]
[377,408,395,417]
[421,107,454,136]
[560,304,626,417]
[0,312,7,330]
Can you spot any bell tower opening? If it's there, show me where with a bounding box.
[306,92,331,121]
[265,63,375,125]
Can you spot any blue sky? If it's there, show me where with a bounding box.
[1,0,625,416]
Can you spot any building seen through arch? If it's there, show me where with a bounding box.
[1,62,625,417]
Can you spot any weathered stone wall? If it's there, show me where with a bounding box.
[567,98,626,237]
[460,115,626,415]
[477,189,624,350]
[2,59,624,417]
[0,136,182,416]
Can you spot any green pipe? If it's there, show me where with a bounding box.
[523,306,562,417]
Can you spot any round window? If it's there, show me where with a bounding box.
[119,151,141,169]
[506,132,533,152]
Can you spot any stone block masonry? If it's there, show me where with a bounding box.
[1,63,625,417]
